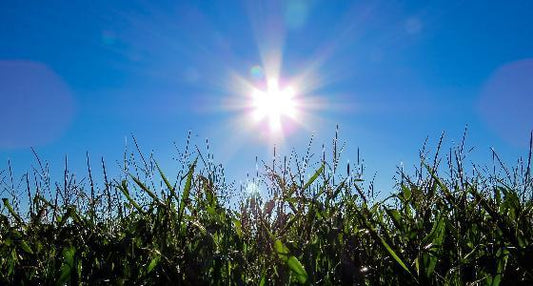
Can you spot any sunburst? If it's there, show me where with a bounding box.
[250,78,299,133]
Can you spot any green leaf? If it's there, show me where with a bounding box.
[147,255,160,273]
[385,208,403,231]
[233,219,242,238]
[419,216,445,278]
[400,185,412,202]
[20,240,33,255]
[117,180,144,213]
[355,205,416,280]
[58,206,82,227]
[421,253,437,279]
[178,158,197,226]
[57,246,76,286]
[130,175,162,204]
[377,234,412,276]
[424,164,455,206]
[2,198,23,225]
[274,239,290,261]
[156,162,178,202]
[421,215,445,247]
[274,239,308,284]
[259,274,266,286]
[287,256,308,284]
[303,163,324,191]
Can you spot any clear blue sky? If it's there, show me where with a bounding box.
[1,0,532,194]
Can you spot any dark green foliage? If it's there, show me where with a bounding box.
[1,132,532,285]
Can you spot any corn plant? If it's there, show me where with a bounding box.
[0,131,532,285]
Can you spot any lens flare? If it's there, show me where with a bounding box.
[250,78,299,133]
[250,65,264,80]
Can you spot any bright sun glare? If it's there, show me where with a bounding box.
[251,78,299,133]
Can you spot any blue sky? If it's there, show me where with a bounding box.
[1,0,532,194]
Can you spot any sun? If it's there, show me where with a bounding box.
[250,78,299,132]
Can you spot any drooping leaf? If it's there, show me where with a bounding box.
[117,180,144,213]
[2,198,23,225]
[130,175,162,205]
[377,233,412,276]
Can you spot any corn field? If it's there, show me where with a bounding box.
[1,131,532,285]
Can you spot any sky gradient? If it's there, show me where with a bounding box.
[1,0,532,193]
